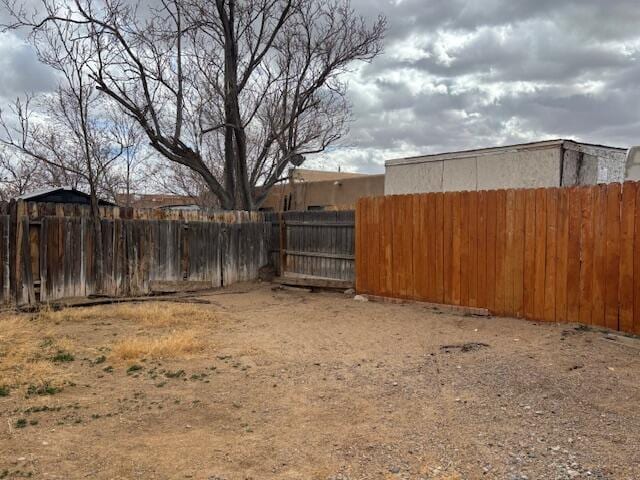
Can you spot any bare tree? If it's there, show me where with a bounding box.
[0,15,133,292]
[3,0,385,210]
[0,147,44,201]
[107,108,157,206]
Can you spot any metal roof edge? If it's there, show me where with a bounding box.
[384,139,628,167]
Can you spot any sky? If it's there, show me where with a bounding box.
[308,0,640,173]
[1,0,639,175]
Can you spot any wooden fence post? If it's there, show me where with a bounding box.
[279,213,287,277]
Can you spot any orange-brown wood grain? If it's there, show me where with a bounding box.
[619,182,636,333]
[604,183,621,331]
[543,188,558,322]
[523,189,537,319]
[591,185,607,327]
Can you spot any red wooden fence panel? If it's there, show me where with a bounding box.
[355,181,640,335]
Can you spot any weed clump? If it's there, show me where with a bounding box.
[51,351,75,363]
[27,382,61,396]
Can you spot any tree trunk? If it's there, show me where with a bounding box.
[89,186,104,294]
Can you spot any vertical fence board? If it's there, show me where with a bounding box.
[443,193,454,305]
[533,189,547,320]
[555,188,569,323]
[468,191,479,307]
[523,189,536,318]
[605,183,622,330]
[543,189,558,322]
[494,190,508,315]
[569,188,582,322]
[460,191,470,307]
[485,190,497,312]
[413,195,428,300]
[577,188,593,325]
[592,185,608,327]
[513,189,526,317]
[476,191,487,308]
[635,185,640,334]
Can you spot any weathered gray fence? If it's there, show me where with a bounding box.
[267,211,355,285]
[2,200,271,306]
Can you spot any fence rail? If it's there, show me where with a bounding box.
[356,182,640,335]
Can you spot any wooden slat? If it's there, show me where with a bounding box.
[634,184,640,334]
[435,193,445,303]
[543,188,558,322]
[619,182,636,333]
[575,187,592,324]
[485,190,497,312]
[591,185,607,327]
[476,191,488,308]
[494,190,507,315]
[523,189,537,319]
[355,199,365,293]
[504,189,516,316]
[555,187,570,323]
[533,189,547,321]
[468,191,479,307]
[459,191,470,307]
[513,189,526,317]
[451,192,462,305]
[381,197,394,296]
[443,193,454,305]
[413,195,428,300]
[605,183,621,331]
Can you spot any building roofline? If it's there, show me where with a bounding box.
[17,186,116,206]
[385,139,628,167]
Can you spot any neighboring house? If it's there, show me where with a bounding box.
[260,168,385,211]
[115,193,202,210]
[17,187,115,206]
[384,139,628,195]
[159,204,202,212]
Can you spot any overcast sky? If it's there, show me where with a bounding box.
[309,0,640,173]
[1,0,639,174]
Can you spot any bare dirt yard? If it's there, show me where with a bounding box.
[1,283,639,480]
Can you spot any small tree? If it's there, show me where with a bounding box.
[3,0,385,210]
[0,15,136,291]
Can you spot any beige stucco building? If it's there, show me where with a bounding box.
[261,169,384,211]
[384,139,628,195]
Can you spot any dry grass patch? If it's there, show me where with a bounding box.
[110,330,205,361]
[0,315,70,393]
[36,306,95,323]
[107,302,216,327]
[38,302,217,327]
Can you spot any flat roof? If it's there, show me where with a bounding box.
[385,139,628,167]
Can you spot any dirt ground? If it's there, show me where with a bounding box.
[1,283,639,480]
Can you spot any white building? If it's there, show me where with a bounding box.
[384,139,628,195]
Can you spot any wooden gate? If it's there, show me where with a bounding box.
[267,211,355,288]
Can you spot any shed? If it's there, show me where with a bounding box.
[17,187,116,206]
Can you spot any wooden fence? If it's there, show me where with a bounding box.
[266,211,355,285]
[356,182,640,335]
[2,201,270,306]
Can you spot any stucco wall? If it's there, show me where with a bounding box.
[261,174,385,211]
[385,146,562,195]
[290,174,384,210]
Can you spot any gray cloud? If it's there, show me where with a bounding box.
[0,1,638,176]
[0,33,57,98]
[312,0,640,174]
